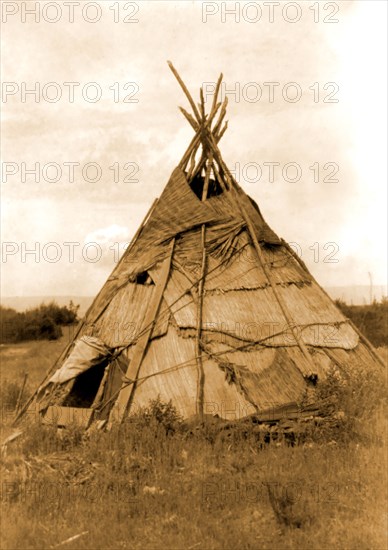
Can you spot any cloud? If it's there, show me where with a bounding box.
[1,0,386,297]
[84,224,131,246]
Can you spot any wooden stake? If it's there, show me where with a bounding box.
[15,373,28,415]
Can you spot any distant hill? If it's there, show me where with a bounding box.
[1,285,386,315]
[325,285,387,305]
[1,296,93,317]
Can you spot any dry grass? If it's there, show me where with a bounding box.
[1,337,387,550]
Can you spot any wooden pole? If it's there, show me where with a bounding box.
[213,97,228,135]
[15,373,28,416]
[199,128,317,374]
[189,120,227,182]
[108,239,175,425]
[167,61,201,123]
[196,224,206,421]
[191,75,224,421]
[282,241,385,368]
[194,150,214,420]
[238,206,317,374]
[178,102,220,170]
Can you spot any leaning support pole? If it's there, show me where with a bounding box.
[168,61,318,375]
[195,145,214,420]
[201,130,317,374]
[195,223,206,420]
[15,373,28,416]
[108,239,175,426]
[283,241,386,369]
[187,120,227,182]
[345,318,386,368]
[178,102,221,170]
[170,64,226,419]
[236,203,317,375]
[167,61,202,123]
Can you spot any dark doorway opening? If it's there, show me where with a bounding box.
[62,360,109,408]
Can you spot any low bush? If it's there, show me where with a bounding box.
[0,301,79,343]
[335,297,388,347]
[301,362,387,444]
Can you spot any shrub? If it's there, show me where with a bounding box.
[0,301,79,343]
[305,363,387,444]
[335,297,388,347]
[128,396,183,435]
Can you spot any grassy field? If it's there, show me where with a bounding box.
[0,332,387,550]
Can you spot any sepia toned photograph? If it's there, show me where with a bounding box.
[1,1,387,549]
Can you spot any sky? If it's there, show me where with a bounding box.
[1,0,387,297]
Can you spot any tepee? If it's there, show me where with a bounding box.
[19,63,384,429]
